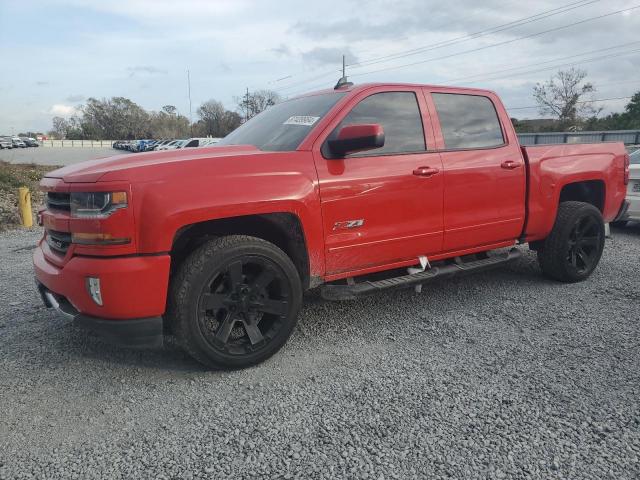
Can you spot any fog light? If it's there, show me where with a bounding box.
[86,277,103,306]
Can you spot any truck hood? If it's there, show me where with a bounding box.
[45,145,266,183]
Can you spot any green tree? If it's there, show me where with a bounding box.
[197,100,242,136]
[533,68,599,130]
[81,97,149,139]
[622,92,640,129]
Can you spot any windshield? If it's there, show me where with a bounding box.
[218,92,346,151]
[630,149,640,164]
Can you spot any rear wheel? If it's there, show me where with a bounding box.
[169,235,302,369]
[537,201,605,283]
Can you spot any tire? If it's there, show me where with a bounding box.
[168,235,303,369]
[611,220,628,228]
[537,201,605,283]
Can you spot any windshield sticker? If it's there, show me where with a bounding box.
[283,115,320,126]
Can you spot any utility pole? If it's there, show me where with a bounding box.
[187,69,193,136]
[342,54,346,79]
[245,87,250,123]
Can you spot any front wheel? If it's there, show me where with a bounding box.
[537,201,605,283]
[169,235,303,369]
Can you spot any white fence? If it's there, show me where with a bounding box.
[40,140,116,148]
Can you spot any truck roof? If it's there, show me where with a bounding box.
[295,82,498,99]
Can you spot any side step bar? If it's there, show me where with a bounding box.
[320,248,522,301]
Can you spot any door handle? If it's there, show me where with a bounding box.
[413,166,440,177]
[501,160,521,170]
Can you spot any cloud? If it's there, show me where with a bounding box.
[65,94,85,103]
[49,104,77,117]
[301,47,358,66]
[126,65,168,77]
[3,0,640,132]
[271,44,292,57]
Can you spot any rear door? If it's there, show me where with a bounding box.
[424,89,526,252]
[312,87,444,276]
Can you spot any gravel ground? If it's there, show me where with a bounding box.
[0,147,116,166]
[0,226,638,479]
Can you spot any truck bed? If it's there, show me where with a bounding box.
[521,143,628,242]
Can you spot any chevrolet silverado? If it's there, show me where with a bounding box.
[34,82,630,368]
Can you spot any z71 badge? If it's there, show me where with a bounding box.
[333,219,364,230]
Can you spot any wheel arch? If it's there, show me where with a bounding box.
[558,179,605,212]
[170,212,313,289]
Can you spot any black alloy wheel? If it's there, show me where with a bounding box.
[170,235,302,369]
[565,214,603,276]
[197,256,291,356]
[537,201,605,283]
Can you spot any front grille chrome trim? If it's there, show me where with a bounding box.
[46,229,72,255]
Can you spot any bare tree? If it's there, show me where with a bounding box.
[235,89,281,121]
[50,116,69,139]
[533,68,600,129]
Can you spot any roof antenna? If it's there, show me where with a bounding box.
[334,54,353,89]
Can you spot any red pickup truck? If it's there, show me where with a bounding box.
[34,82,630,368]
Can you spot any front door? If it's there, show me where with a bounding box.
[313,88,444,276]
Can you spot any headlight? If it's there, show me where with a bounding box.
[70,192,128,218]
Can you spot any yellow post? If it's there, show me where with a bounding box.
[18,187,33,227]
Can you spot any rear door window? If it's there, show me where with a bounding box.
[432,93,504,149]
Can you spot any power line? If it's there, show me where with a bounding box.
[507,96,632,111]
[281,45,640,99]
[444,41,640,85]
[348,0,602,69]
[271,0,603,94]
[349,4,640,78]
[457,47,640,86]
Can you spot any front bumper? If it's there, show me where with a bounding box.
[37,282,163,348]
[34,242,171,347]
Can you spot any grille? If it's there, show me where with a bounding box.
[46,192,71,211]
[46,230,71,255]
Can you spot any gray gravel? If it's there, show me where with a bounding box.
[1,226,639,479]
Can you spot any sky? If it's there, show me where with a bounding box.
[0,0,639,134]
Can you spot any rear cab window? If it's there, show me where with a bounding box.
[431,93,505,150]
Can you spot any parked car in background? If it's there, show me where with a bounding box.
[152,140,172,150]
[11,137,26,148]
[158,139,185,150]
[0,137,13,149]
[200,138,221,147]
[613,148,640,226]
[144,140,160,151]
[20,137,40,147]
[182,138,217,148]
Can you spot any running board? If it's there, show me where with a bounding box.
[320,248,522,301]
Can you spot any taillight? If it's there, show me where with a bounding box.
[624,153,630,185]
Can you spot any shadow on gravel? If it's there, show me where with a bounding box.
[46,250,549,373]
[51,324,210,374]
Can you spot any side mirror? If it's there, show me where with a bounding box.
[328,124,384,157]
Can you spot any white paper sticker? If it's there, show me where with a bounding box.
[283,115,320,126]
